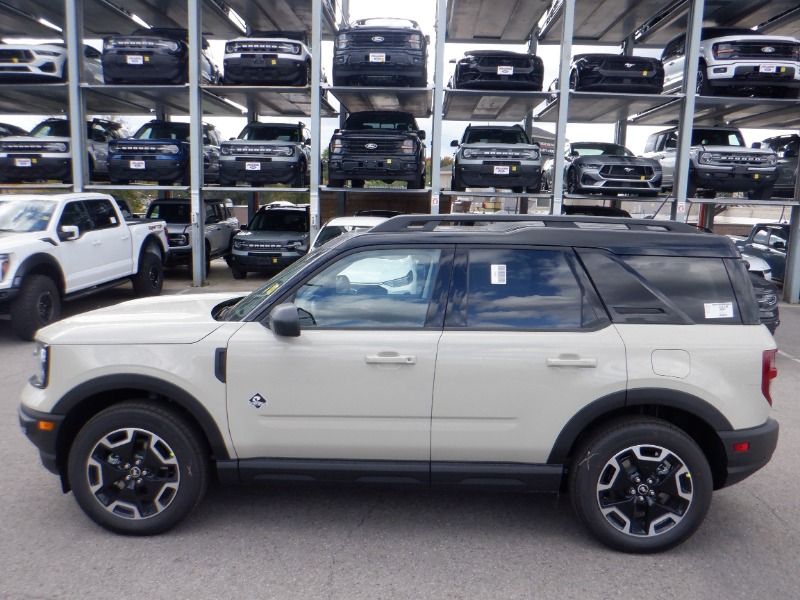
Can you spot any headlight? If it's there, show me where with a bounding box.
[43,142,68,152]
[699,152,713,164]
[30,343,49,389]
[766,154,777,166]
[584,163,602,169]
[285,240,304,250]
[462,148,475,158]
[401,140,416,154]
[408,33,422,49]
[760,293,778,307]
[336,33,351,49]
[220,145,231,155]
[0,253,11,282]
[277,43,300,55]
[155,40,180,52]
[225,42,237,54]
[330,138,343,154]
[103,39,117,50]
[275,146,294,156]
[169,233,189,246]
[36,50,63,57]
[519,150,539,160]
[162,144,180,154]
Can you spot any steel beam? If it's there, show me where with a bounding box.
[189,0,205,286]
[550,0,576,215]
[309,0,323,237]
[429,0,447,215]
[784,160,800,303]
[65,0,86,192]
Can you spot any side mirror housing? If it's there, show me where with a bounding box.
[305,138,312,145]
[269,304,301,337]
[417,130,426,140]
[59,225,80,241]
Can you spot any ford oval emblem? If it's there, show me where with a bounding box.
[365,143,378,150]
[372,36,384,43]
[761,46,776,53]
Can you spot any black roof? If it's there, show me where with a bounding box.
[353,215,740,258]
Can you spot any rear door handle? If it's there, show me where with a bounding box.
[546,355,597,368]
[365,353,416,365]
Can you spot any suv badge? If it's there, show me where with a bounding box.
[624,62,635,68]
[248,393,267,409]
[761,47,776,53]
[371,36,384,42]
[365,143,378,150]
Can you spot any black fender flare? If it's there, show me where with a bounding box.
[14,252,66,293]
[52,374,231,461]
[547,388,732,464]
[139,233,168,265]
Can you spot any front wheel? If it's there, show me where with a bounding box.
[566,168,579,194]
[67,402,208,535]
[748,183,775,201]
[10,274,61,340]
[569,417,712,553]
[132,249,164,296]
[292,162,308,188]
[230,264,247,279]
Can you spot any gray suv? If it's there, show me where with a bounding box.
[229,204,310,279]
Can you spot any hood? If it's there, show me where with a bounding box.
[38,293,241,345]
[0,230,56,250]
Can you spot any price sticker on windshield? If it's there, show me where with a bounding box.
[129,160,145,170]
[245,162,261,171]
[493,165,510,175]
[126,55,144,65]
[497,66,514,75]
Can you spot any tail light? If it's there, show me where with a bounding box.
[762,349,778,405]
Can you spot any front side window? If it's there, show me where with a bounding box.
[146,202,189,223]
[83,199,119,230]
[59,201,93,233]
[462,248,603,330]
[292,248,443,328]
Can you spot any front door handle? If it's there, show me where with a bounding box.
[365,352,416,365]
[546,355,597,368]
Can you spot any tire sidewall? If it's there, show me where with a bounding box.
[67,404,206,535]
[571,421,713,553]
[11,275,61,340]
[133,251,163,296]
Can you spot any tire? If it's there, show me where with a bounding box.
[218,173,235,187]
[230,264,247,279]
[10,274,61,341]
[451,174,465,192]
[686,182,698,198]
[299,62,310,87]
[696,63,713,96]
[351,179,365,189]
[407,171,426,190]
[328,176,345,188]
[204,245,212,278]
[332,72,348,86]
[569,417,712,553]
[110,177,129,186]
[132,248,164,296]
[67,401,208,535]
[566,168,579,194]
[748,183,775,200]
[292,162,307,187]
[540,174,549,192]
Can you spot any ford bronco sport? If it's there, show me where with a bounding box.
[19,215,778,553]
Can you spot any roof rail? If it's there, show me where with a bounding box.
[370,214,700,234]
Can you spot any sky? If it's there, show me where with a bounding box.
[1,0,795,155]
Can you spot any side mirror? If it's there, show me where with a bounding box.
[418,130,426,140]
[450,139,458,147]
[424,35,430,44]
[751,142,762,149]
[269,304,301,337]
[305,138,312,145]
[569,150,579,157]
[449,58,457,64]
[59,225,79,241]
[773,241,786,251]
[239,224,248,230]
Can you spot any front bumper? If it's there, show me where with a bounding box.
[718,417,779,487]
[224,56,306,84]
[329,154,421,182]
[706,62,799,88]
[576,166,662,194]
[19,403,64,475]
[220,157,300,184]
[0,155,69,182]
[109,156,186,183]
[102,52,185,83]
[456,162,541,188]
[454,62,544,90]
[230,250,304,272]
[691,165,778,192]
[334,49,425,84]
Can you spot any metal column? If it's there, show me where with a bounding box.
[429,0,447,215]
[65,0,87,192]
[521,35,538,216]
[550,0,576,215]
[336,0,350,217]
[188,0,204,286]
[309,0,323,237]
[670,0,705,220]
[783,162,800,303]
[613,36,633,150]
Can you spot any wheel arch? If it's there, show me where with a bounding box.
[15,253,66,295]
[549,388,730,490]
[52,374,231,491]
[138,233,167,265]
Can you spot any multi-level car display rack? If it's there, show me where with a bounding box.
[0,0,798,298]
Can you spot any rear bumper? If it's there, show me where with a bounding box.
[19,403,64,475]
[718,417,779,487]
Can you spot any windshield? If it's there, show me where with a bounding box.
[146,202,189,223]
[226,238,346,321]
[0,200,55,232]
[240,126,300,142]
[572,143,631,156]
[248,209,308,232]
[464,129,528,144]
[134,123,190,141]
[346,113,416,131]
[692,130,745,147]
[30,121,69,137]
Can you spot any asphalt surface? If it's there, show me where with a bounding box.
[1,262,799,599]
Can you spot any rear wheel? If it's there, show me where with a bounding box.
[10,274,61,340]
[569,417,712,553]
[67,401,208,535]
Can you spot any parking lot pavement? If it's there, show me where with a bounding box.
[1,284,799,599]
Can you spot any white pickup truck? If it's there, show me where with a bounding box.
[0,193,168,340]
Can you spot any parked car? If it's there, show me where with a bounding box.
[450,124,541,192]
[750,272,780,333]
[0,193,167,339]
[108,120,221,186]
[449,49,543,90]
[310,215,388,250]
[661,27,800,98]
[546,142,661,196]
[642,126,779,198]
[333,18,428,87]
[219,122,311,187]
[223,31,311,85]
[0,123,29,138]
[562,204,632,217]
[734,222,789,283]
[102,28,219,85]
[229,203,309,278]
[757,133,798,197]
[145,197,238,273]
[19,214,778,554]
[327,111,427,189]
[0,118,124,183]
[0,43,103,83]
[568,53,664,93]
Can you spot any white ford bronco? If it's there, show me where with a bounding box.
[19,215,778,553]
[0,193,168,339]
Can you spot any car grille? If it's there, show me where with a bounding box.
[227,41,286,53]
[348,32,410,47]
[0,49,33,62]
[235,240,284,251]
[111,39,161,49]
[225,144,291,155]
[341,138,403,153]
[0,142,46,151]
[719,42,798,60]
[707,153,774,166]
[468,148,535,159]
[476,55,531,68]
[600,165,653,178]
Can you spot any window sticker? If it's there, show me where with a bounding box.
[490,264,507,285]
[704,302,733,319]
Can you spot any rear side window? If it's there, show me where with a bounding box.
[458,248,605,330]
